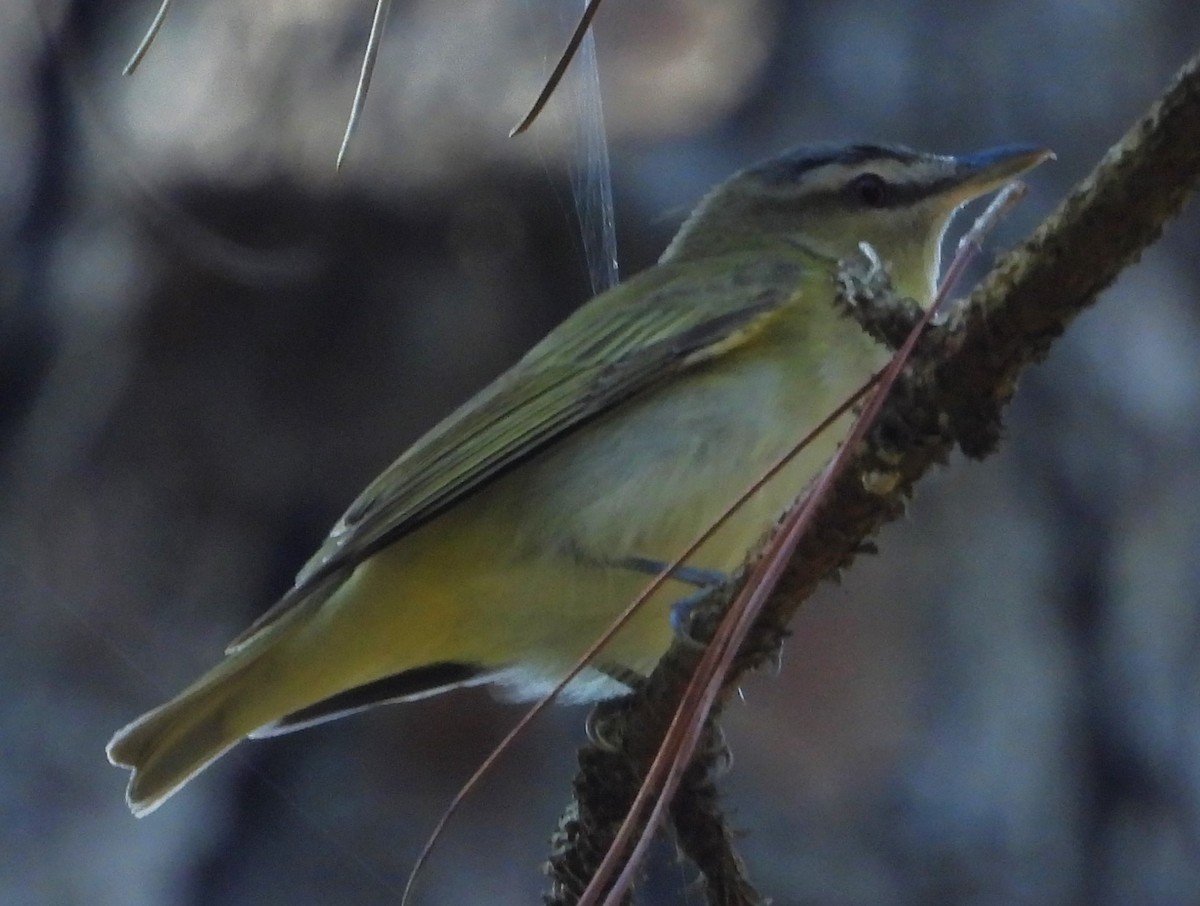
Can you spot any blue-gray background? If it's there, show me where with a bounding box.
[3,2,1199,904]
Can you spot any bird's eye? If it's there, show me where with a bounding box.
[849,173,889,207]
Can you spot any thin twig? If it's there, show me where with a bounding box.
[337,0,393,170]
[123,0,173,75]
[510,0,606,137]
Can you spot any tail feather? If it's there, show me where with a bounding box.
[108,571,354,816]
[106,648,275,817]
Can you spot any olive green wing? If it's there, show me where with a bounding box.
[227,253,812,651]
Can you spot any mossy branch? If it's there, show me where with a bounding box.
[544,44,1200,906]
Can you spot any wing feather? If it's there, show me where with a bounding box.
[227,252,815,651]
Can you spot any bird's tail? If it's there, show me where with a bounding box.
[106,642,288,817]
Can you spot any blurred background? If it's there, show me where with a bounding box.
[3,1,1200,903]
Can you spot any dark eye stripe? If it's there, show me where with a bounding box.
[754,174,961,212]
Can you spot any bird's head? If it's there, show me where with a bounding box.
[663,143,1053,303]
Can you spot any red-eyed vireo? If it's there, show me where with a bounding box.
[108,143,1051,816]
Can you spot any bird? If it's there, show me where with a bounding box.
[107,142,1051,817]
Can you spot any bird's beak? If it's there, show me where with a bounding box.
[944,145,1055,206]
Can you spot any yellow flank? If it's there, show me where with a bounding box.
[106,142,1052,817]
